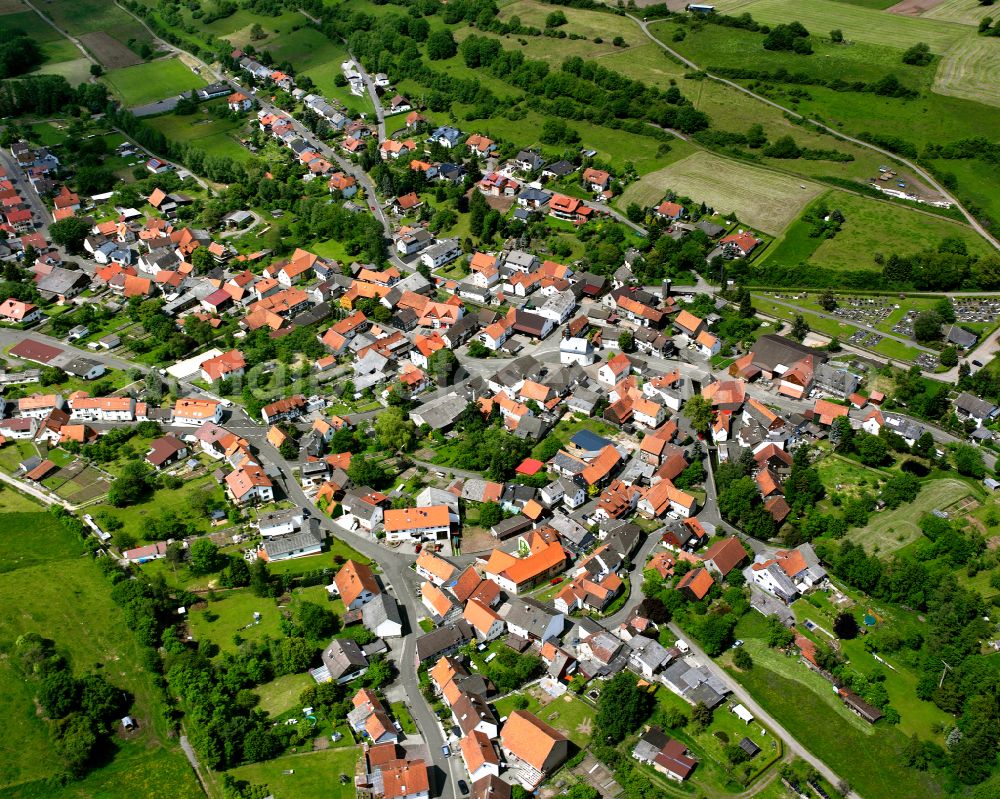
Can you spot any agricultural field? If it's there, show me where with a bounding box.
[145,102,256,161]
[0,504,191,795]
[619,151,823,234]
[846,477,975,552]
[1,6,83,67]
[227,747,361,799]
[712,0,968,51]
[3,744,203,799]
[35,0,155,50]
[919,0,992,25]
[933,36,1000,108]
[766,189,991,272]
[650,18,936,85]
[78,31,144,70]
[103,57,207,106]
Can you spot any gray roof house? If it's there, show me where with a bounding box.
[318,638,369,684]
[502,597,564,643]
[627,636,672,678]
[362,593,404,638]
[416,619,475,663]
[955,392,999,425]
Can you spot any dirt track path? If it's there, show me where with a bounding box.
[22,0,98,66]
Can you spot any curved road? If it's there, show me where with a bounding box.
[626,14,1000,252]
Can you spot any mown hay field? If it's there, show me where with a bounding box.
[712,0,968,51]
[933,36,1000,108]
[619,151,822,234]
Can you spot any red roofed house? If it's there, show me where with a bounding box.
[720,231,761,258]
[548,193,592,224]
[500,710,569,789]
[333,560,381,609]
[200,349,246,382]
[329,172,358,197]
[582,167,611,193]
[812,398,849,427]
[52,185,80,213]
[656,200,683,220]
[394,191,423,212]
[225,462,274,504]
[598,352,632,387]
[460,730,500,783]
[382,505,453,544]
[228,92,253,112]
[673,309,704,338]
[702,537,748,577]
[482,541,566,595]
[678,567,714,600]
[0,298,41,324]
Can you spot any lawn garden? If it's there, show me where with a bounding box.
[227,747,361,799]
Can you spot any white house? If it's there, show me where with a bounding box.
[173,398,223,426]
[598,353,632,387]
[68,396,135,423]
[419,239,462,270]
[695,330,721,358]
[257,508,303,537]
[460,730,501,783]
[382,505,452,543]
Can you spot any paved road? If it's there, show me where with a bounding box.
[0,470,71,509]
[627,14,1000,253]
[223,408,463,799]
[0,147,54,243]
[667,621,856,798]
[351,54,386,141]
[582,198,646,236]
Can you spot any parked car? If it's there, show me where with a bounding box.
[441,745,451,758]
[457,780,469,796]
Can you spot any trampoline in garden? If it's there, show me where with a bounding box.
[863,614,877,627]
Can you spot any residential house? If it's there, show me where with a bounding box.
[173,398,222,426]
[383,505,452,543]
[631,726,696,782]
[145,435,188,469]
[333,560,381,610]
[702,537,748,578]
[460,730,500,783]
[226,463,274,504]
[463,599,505,641]
[319,638,369,684]
[500,711,569,789]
